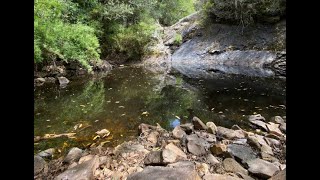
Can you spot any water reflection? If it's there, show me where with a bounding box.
[34,67,285,154]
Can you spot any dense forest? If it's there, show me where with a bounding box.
[34,0,197,72]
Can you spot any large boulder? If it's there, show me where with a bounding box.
[55,155,100,180]
[127,166,201,180]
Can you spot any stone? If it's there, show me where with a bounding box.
[138,123,158,134]
[195,131,216,143]
[144,151,164,165]
[79,155,94,164]
[268,169,286,180]
[266,122,284,136]
[63,147,83,164]
[203,173,242,180]
[279,123,286,133]
[168,161,195,168]
[172,126,186,139]
[95,129,110,137]
[248,114,266,122]
[247,158,280,179]
[44,77,56,83]
[127,166,201,180]
[227,144,257,165]
[162,143,187,163]
[180,123,194,134]
[261,152,279,162]
[264,137,281,148]
[55,155,100,180]
[57,76,70,86]
[192,116,208,130]
[247,134,273,155]
[217,126,245,139]
[233,138,247,145]
[223,158,248,175]
[114,142,149,156]
[210,143,227,155]
[231,125,242,130]
[147,131,159,144]
[235,172,255,180]
[270,116,285,124]
[37,148,55,158]
[206,121,218,134]
[249,120,268,131]
[93,60,113,71]
[187,139,207,156]
[195,162,209,177]
[34,155,47,175]
[206,154,220,165]
[34,78,45,85]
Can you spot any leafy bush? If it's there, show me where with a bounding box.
[34,0,101,71]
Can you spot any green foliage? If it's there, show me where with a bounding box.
[173,33,183,45]
[156,0,196,26]
[34,0,198,66]
[34,0,101,71]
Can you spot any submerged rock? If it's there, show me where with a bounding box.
[247,158,280,179]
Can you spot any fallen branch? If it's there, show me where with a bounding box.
[34,133,76,142]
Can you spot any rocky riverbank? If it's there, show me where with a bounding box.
[34,114,286,180]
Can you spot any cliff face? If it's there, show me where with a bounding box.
[142,1,286,78]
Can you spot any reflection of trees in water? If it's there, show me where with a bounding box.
[144,85,201,130]
[34,79,106,135]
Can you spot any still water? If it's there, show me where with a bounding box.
[34,66,285,154]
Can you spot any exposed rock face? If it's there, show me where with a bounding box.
[208,0,286,24]
[127,166,201,180]
[247,158,280,179]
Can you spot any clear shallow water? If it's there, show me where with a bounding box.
[34,66,285,154]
